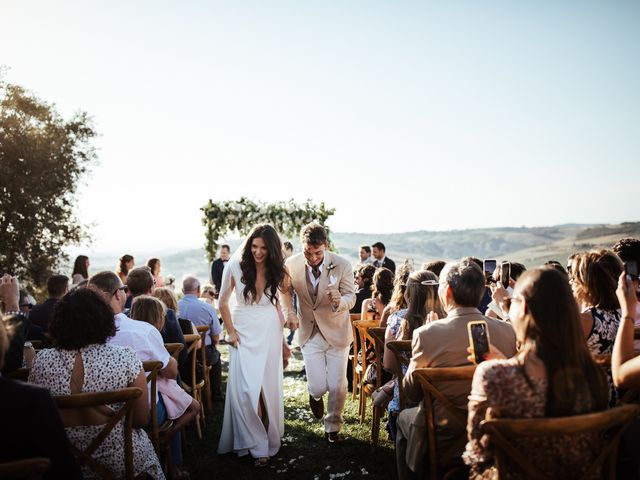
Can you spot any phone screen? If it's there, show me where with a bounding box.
[469,322,490,364]
[626,261,639,279]
[500,262,511,288]
[483,259,497,275]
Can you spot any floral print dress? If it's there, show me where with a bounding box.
[585,307,621,406]
[463,358,600,480]
[29,344,165,480]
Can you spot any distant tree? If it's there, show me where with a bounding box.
[201,197,336,261]
[0,77,97,287]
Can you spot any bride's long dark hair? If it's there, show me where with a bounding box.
[240,224,286,306]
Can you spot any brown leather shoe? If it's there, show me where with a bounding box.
[309,394,324,419]
[325,431,346,445]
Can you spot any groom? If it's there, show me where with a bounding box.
[282,223,356,444]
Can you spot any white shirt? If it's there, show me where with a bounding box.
[108,312,171,403]
[306,262,325,290]
[374,256,386,267]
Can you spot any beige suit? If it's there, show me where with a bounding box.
[284,251,356,349]
[283,251,356,432]
[397,307,517,478]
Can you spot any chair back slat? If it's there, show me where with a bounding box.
[386,340,412,409]
[164,342,184,361]
[142,361,163,453]
[412,366,477,480]
[481,403,640,480]
[54,387,143,480]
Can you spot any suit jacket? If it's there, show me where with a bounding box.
[374,257,396,274]
[402,307,517,462]
[284,251,356,349]
[211,258,226,293]
[29,298,57,332]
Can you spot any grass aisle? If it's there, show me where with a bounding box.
[183,344,396,479]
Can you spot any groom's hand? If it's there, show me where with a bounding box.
[328,290,340,309]
[287,313,299,331]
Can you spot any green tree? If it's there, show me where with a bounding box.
[0,78,97,287]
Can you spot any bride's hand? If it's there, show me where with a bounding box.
[226,330,241,348]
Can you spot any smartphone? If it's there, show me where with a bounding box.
[483,259,497,276]
[500,262,511,288]
[468,321,490,364]
[625,261,639,279]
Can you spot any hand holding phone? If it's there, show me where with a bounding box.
[468,320,491,364]
[500,262,511,289]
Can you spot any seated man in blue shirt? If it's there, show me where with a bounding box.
[178,275,223,401]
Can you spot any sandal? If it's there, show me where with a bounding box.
[254,457,269,468]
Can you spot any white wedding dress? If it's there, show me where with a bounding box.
[217,258,284,458]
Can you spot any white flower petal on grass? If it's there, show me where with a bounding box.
[361,468,369,475]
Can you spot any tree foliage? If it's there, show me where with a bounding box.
[0,79,97,287]
[201,197,336,261]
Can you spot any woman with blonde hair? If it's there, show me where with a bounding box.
[379,261,413,328]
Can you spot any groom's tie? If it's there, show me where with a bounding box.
[311,265,321,279]
[373,260,380,268]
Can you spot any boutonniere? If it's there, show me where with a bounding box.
[326,262,336,273]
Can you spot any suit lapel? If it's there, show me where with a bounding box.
[314,252,331,308]
[295,254,314,308]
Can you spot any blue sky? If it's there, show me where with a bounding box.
[2,0,639,251]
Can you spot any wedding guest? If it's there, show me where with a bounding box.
[153,287,188,367]
[126,269,187,365]
[423,260,446,277]
[0,274,30,374]
[612,269,640,475]
[200,283,217,304]
[210,244,231,297]
[351,264,376,314]
[28,287,164,479]
[572,249,623,405]
[0,317,83,480]
[283,241,294,259]
[361,267,394,322]
[88,271,177,382]
[359,245,373,264]
[130,296,201,459]
[612,237,640,332]
[116,254,135,285]
[372,242,396,274]
[397,259,516,480]
[71,255,90,285]
[464,267,608,479]
[178,275,223,401]
[147,257,165,287]
[30,274,69,333]
[380,262,413,328]
[382,270,444,439]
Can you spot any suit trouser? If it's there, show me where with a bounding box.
[396,407,425,480]
[301,330,350,433]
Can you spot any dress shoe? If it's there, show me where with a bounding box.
[309,394,324,419]
[325,431,346,445]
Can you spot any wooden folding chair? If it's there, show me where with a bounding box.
[180,333,206,440]
[142,361,164,454]
[353,319,382,423]
[350,313,361,401]
[195,324,213,411]
[481,403,640,480]
[0,458,50,480]
[164,343,184,362]
[54,387,143,480]
[412,365,477,480]
[367,326,387,447]
[386,340,412,410]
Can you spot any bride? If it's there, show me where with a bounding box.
[216,224,286,467]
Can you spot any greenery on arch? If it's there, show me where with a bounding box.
[201,197,335,261]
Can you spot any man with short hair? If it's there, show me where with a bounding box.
[178,275,223,400]
[29,275,69,332]
[396,258,517,479]
[211,244,231,297]
[282,223,356,444]
[88,271,177,381]
[359,245,373,264]
[372,242,396,274]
